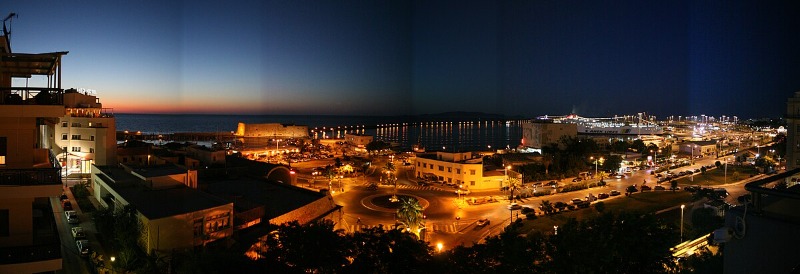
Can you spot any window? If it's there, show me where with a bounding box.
[90,136,95,141]
[0,209,8,237]
[61,122,67,127]
[470,169,476,175]
[447,167,451,172]
[62,134,68,140]
[72,135,81,140]
[0,137,6,165]
[193,219,204,237]
[456,168,461,174]
[470,181,476,186]
[438,165,444,171]
[71,122,81,127]
[90,148,95,153]
[417,162,420,167]
[71,147,81,152]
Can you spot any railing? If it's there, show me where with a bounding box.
[0,168,62,186]
[0,242,61,265]
[49,150,61,170]
[0,87,63,105]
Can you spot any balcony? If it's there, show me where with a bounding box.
[0,168,62,186]
[0,88,63,106]
[0,199,62,271]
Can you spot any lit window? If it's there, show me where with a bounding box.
[61,122,67,127]
[0,137,6,165]
[71,147,81,152]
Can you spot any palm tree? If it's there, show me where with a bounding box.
[508,173,522,203]
[323,166,337,190]
[382,161,398,201]
[396,197,424,237]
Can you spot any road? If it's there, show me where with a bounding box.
[290,153,752,250]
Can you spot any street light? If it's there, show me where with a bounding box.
[680,204,686,243]
[437,242,443,253]
[590,157,603,179]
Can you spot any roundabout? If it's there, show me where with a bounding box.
[361,193,430,213]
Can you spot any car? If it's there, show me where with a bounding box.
[737,194,752,204]
[553,201,569,210]
[366,183,378,191]
[455,189,471,195]
[655,173,663,178]
[62,200,72,211]
[71,226,86,239]
[576,201,590,208]
[59,193,68,201]
[417,181,430,186]
[598,193,609,199]
[684,185,701,192]
[548,181,558,188]
[713,188,729,199]
[609,190,621,196]
[65,210,79,224]
[507,203,522,210]
[572,177,582,182]
[476,218,490,227]
[641,185,652,191]
[76,240,90,257]
[614,174,625,179]
[654,186,666,191]
[571,198,584,204]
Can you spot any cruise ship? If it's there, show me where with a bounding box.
[538,114,665,135]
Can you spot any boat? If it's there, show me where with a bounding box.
[539,114,664,135]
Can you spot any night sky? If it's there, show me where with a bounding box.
[4,1,800,119]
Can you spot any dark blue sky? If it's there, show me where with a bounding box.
[4,1,799,118]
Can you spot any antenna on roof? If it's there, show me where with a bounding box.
[3,13,17,37]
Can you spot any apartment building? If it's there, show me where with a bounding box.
[0,29,65,273]
[414,151,504,190]
[54,89,116,174]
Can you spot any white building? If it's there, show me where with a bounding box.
[54,89,116,174]
[414,151,505,190]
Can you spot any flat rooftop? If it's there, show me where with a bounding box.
[95,166,229,220]
[127,164,187,178]
[203,178,325,220]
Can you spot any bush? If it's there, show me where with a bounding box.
[561,184,589,193]
[521,207,535,214]
[525,213,537,220]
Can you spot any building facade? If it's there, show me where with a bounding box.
[91,165,230,253]
[54,89,116,174]
[521,121,577,149]
[786,91,800,169]
[0,32,65,273]
[414,151,504,190]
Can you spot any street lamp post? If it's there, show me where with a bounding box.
[680,204,686,243]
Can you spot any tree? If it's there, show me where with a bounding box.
[323,165,337,189]
[670,180,678,191]
[259,220,350,273]
[446,225,546,274]
[544,212,677,273]
[601,155,623,172]
[508,172,522,203]
[346,227,433,273]
[396,198,424,237]
[631,139,647,153]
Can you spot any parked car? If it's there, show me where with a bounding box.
[684,185,701,192]
[609,190,621,196]
[61,200,72,211]
[455,189,471,195]
[576,201,590,208]
[571,198,584,204]
[71,226,86,239]
[366,183,378,191]
[598,193,610,199]
[641,185,652,191]
[76,240,90,257]
[737,194,752,204]
[417,181,430,186]
[476,218,490,227]
[65,210,79,224]
[548,181,558,188]
[553,201,569,210]
[507,203,522,210]
[572,177,583,182]
[713,188,729,199]
[59,193,68,201]
[654,185,666,191]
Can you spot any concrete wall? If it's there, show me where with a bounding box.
[269,195,340,226]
